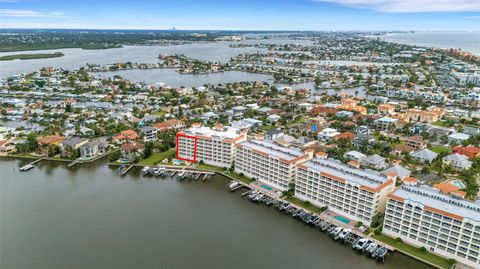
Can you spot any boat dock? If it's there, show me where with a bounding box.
[20,157,45,171]
[120,164,135,176]
[226,179,395,262]
[67,159,81,168]
[141,166,215,180]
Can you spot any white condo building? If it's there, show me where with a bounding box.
[234,140,312,191]
[176,125,247,168]
[295,158,396,226]
[384,184,480,268]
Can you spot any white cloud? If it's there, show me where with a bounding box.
[0,9,66,17]
[315,0,480,12]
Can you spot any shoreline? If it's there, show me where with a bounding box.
[2,155,454,269]
[0,52,65,61]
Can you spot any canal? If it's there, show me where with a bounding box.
[0,159,430,269]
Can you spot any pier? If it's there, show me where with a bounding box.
[140,166,215,179]
[120,164,135,176]
[67,158,81,168]
[20,157,45,171]
[226,179,396,259]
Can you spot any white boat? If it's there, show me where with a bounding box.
[365,242,378,254]
[353,238,369,250]
[141,166,150,175]
[329,226,343,238]
[338,228,351,240]
[227,181,240,191]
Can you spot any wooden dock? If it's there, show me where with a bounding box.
[20,157,45,171]
[67,159,81,168]
[120,164,135,176]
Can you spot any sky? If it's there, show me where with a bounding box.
[0,0,479,31]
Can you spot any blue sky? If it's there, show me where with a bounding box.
[0,0,479,30]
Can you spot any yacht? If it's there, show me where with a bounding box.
[141,166,150,175]
[338,228,351,240]
[365,242,378,255]
[329,226,343,238]
[353,238,370,250]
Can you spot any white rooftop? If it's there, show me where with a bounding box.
[184,126,241,140]
[302,158,389,189]
[393,185,480,222]
[240,140,305,161]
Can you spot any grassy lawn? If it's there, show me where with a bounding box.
[196,163,225,172]
[430,145,452,155]
[285,196,327,215]
[224,171,253,184]
[196,163,253,184]
[138,149,175,166]
[432,121,453,128]
[373,233,454,269]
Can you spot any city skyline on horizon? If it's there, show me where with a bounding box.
[0,0,479,31]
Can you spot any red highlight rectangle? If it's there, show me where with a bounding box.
[176,133,197,163]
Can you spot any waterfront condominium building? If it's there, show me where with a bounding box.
[383,184,480,268]
[295,158,396,226]
[176,125,247,168]
[234,140,312,191]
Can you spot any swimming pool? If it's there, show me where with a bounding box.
[261,184,273,191]
[449,180,466,189]
[334,215,350,224]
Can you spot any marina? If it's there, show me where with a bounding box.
[1,159,431,269]
[226,179,394,263]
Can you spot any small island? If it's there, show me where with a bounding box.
[0,52,64,61]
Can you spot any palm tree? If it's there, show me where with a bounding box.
[421,166,431,176]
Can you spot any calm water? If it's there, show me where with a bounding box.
[92,69,274,88]
[0,159,429,269]
[0,43,265,78]
[381,31,480,55]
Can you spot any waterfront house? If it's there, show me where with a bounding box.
[0,140,16,156]
[79,137,108,160]
[37,135,65,155]
[121,142,145,162]
[59,137,88,158]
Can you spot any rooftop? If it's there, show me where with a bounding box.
[183,126,242,140]
[239,140,305,162]
[391,185,480,222]
[300,158,390,190]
